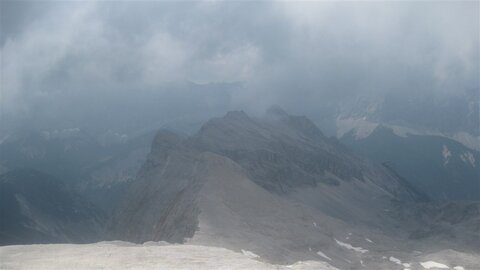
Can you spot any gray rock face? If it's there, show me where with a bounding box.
[113,108,454,269]
[1,108,478,269]
[342,125,480,201]
[114,131,202,243]
[190,109,409,197]
[396,201,480,250]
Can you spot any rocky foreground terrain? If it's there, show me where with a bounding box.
[0,242,339,270]
[1,241,477,270]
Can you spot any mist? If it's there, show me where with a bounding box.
[1,1,478,136]
[1,2,480,269]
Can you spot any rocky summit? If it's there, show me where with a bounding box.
[110,109,478,270]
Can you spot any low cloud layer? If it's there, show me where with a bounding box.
[1,1,478,133]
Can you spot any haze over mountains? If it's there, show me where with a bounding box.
[1,108,479,270]
[1,1,479,269]
[336,89,480,201]
[0,169,104,245]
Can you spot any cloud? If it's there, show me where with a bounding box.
[0,1,478,133]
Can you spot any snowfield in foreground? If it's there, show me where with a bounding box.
[0,242,339,270]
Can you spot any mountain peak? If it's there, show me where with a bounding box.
[265,105,289,119]
[224,110,249,121]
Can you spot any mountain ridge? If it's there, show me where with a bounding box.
[112,108,435,269]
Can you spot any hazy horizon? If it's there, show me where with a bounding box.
[1,1,478,136]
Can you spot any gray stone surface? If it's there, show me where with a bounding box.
[111,109,479,269]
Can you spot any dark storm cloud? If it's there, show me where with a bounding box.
[0,1,478,132]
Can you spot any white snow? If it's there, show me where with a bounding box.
[365,238,374,243]
[421,261,449,269]
[389,125,419,138]
[453,132,480,151]
[336,117,378,139]
[313,222,318,228]
[316,251,332,261]
[386,255,411,269]
[334,238,368,253]
[241,249,260,259]
[389,256,402,265]
[453,266,465,270]
[460,151,476,167]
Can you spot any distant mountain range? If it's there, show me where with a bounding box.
[342,125,480,201]
[337,88,479,139]
[1,108,478,269]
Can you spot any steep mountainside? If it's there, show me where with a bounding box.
[337,89,479,139]
[113,108,446,269]
[0,128,155,216]
[342,125,480,200]
[1,109,478,269]
[0,169,104,245]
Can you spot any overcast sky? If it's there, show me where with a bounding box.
[1,1,478,134]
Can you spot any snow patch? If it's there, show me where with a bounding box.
[336,117,378,139]
[389,256,402,265]
[316,251,332,261]
[460,152,476,167]
[241,249,260,259]
[442,145,451,165]
[334,239,368,253]
[365,238,374,243]
[453,132,480,151]
[337,120,480,151]
[453,266,465,270]
[421,261,449,269]
[389,125,420,138]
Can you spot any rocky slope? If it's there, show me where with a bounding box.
[1,108,478,269]
[112,108,456,269]
[0,169,104,245]
[341,125,480,200]
[0,242,340,270]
